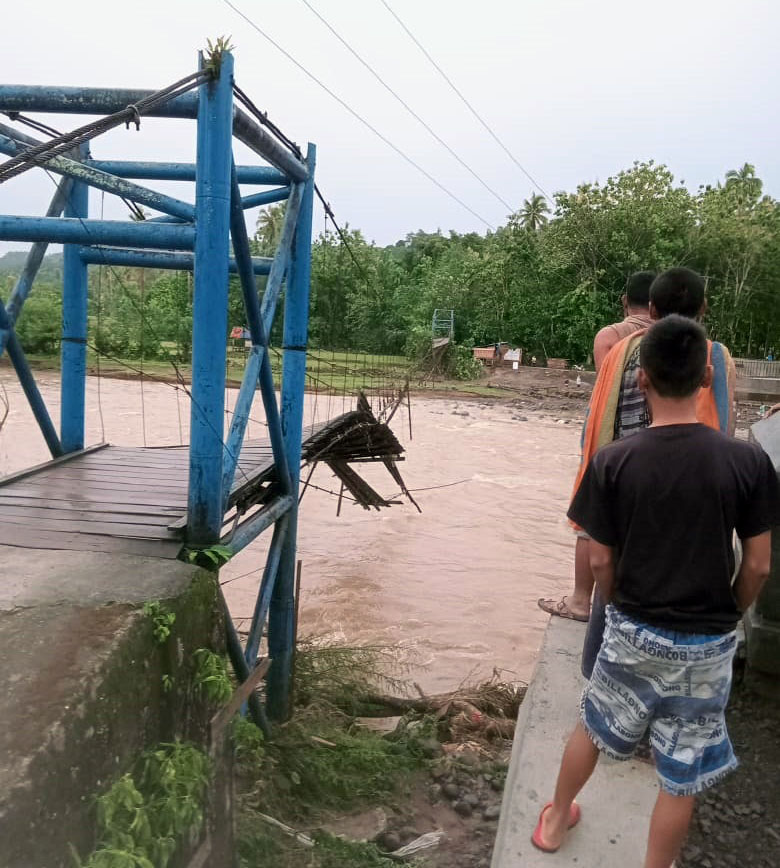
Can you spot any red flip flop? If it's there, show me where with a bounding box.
[531,801,582,853]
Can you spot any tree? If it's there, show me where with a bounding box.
[690,181,779,353]
[516,193,550,232]
[253,203,287,255]
[540,161,696,360]
[724,162,763,206]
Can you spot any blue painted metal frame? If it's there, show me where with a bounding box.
[187,52,235,545]
[61,151,89,453]
[0,132,196,221]
[77,247,273,274]
[267,142,316,721]
[0,52,315,720]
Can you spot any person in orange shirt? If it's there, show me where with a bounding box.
[538,271,655,623]
[539,269,735,630]
[592,271,655,372]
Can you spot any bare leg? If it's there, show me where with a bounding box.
[568,536,594,617]
[643,791,695,868]
[539,722,599,848]
[538,538,594,620]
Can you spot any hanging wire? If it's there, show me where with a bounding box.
[298,0,514,212]
[223,7,495,228]
[175,385,184,445]
[378,0,547,198]
[0,71,208,185]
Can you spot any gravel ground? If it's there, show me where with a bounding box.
[678,676,780,868]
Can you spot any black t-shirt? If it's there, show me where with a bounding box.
[568,423,780,633]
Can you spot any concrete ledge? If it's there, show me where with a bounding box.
[0,547,232,868]
[491,618,658,868]
[744,607,780,677]
[736,377,780,401]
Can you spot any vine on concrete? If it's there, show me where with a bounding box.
[70,742,210,868]
[142,601,176,644]
[193,648,232,705]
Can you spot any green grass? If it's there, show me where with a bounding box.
[237,825,397,868]
[232,640,435,867]
[16,348,412,393]
[14,348,508,399]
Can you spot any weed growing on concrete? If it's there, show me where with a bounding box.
[142,601,176,644]
[71,741,210,868]
[193,648,232,705]
[185,544,233,570]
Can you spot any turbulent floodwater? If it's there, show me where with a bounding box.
[0,370,581,691]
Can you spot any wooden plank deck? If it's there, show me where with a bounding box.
[0,440,279,559]
[0,407,404,559]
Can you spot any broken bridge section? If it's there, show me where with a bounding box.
[0,403,406,559]
[0,48,410,726]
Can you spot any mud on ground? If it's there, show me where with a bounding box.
[482,364,767,435]
[678,677,780,868]
[321,738,511,868]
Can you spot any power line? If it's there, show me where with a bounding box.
[298,0,514,213]
[378,0,549,200]
[221,0,495,229]
[231,82,373,282]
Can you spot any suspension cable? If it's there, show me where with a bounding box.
[0,70,208,185]
[223,1,495,228]
[298,0,514,212]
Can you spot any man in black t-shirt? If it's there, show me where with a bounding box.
[531,316,778,868]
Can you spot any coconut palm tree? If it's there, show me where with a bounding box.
[725,163,763,204]
[517,193,550,232]
[254,203,287,255]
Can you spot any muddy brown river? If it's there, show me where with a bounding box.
[0,371,581,691]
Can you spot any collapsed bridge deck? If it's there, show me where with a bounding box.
[0,404,405,559]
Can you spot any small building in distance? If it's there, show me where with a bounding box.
[473,342,522,367]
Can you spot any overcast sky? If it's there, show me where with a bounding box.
[1,0,779,253]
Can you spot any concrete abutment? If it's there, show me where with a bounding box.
[0,547,235,867]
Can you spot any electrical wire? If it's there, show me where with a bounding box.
[378,0,549,199]
[222,0,495,229]
[298,0,513,212]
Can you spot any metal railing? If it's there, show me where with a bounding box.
[733,358,780,380]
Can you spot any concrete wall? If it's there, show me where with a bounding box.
[746,416,780,680]
[0,548,234,868]
[736,376,780,402]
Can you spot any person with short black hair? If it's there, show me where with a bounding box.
[649,266,707,319]
[538,267,736,628]
[531,315,779,867]
[592,270,656,371]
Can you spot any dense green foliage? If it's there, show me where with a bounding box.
[71,742,210,868]
[2,160,777,366]
[232,639,432,868]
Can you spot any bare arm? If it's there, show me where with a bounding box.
[592,327,617,373]
[589,539,617,602]
[733,531,772,612]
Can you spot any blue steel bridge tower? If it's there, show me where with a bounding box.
[0,50,316,720]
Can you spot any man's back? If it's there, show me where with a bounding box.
[593,312,652,371]
[572,423,776,633]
